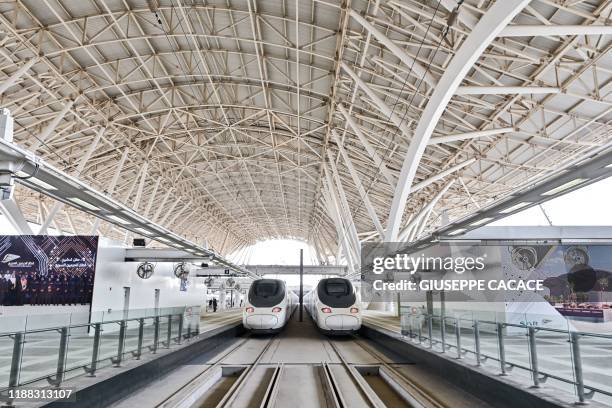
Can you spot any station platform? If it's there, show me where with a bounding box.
[2,309,608,407]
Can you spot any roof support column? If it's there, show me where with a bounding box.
[398,180,455,241]
[332,129,385,237]
[0,198,33,234]
[323,184,357,273]
[0,58,38,96]
[327,153,360,257]
[386,0,530,241]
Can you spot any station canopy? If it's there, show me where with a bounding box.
[0,0,610,259]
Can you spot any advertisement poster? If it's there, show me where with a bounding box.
[0,235,99,306]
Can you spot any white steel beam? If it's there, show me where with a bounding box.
[324,165,360,261]
[332,129,385,237]
[456,86,560,95]
[90,147,129,235]
[500,25,612,37]
[0,58,38,96]
[337,104,395,186]
[323,189,356,274]
[30,98,77,150]
[428,127,514,145]
[349,10,436,88]
[398,180,455,242]
[411,158,476,193]
[39,126,105,234]
[327,151,361,253]
[386,0,530,242]
[0,198,33,234]
[341,62,407,132]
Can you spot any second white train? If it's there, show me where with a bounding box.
[305,278,362,334]
[242,279,298,333]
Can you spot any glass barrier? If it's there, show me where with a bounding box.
[398,306,612,405]
[0,305,203,398]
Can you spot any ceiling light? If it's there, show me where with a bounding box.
[499,202,531,214]
[447,228,466,236]
[107,215,130,225]
[469,217,494,227]
[154,237,170,243]
[15,172,57,191]
[133,227,153,235]
[606,163,612,168]
[541,178,587,196]
[67,197,100,211]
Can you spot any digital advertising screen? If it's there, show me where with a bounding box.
[0,235,99,306]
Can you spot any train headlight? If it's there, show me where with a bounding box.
[321,307,332,313]
[272,307,282,313]
[350,307,359,314]
[246,307,254,313]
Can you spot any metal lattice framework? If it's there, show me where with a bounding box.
[0,0,610,266]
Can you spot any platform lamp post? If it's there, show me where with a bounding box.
[299,249,304,322]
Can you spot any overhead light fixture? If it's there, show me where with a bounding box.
[15,172,57,191]
[447,228,466,236]
[541,178,587,196]
[154,236,170,243]
[499,202,531,214]
[107,215,130,225]
[606,163,612,168]
[67,197,100,211]
[469,217,494,227]
[133,227,153,235]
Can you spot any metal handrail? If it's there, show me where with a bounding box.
[0,306,201,397]
[401,311,609,404]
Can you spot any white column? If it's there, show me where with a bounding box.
[0,198,33,234]
[386,0,530,241]
[332,129,384,237]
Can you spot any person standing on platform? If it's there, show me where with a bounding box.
[30,274,40,305]
[212,297,218,312]
[0,275,7,305]
[13,273,23,306]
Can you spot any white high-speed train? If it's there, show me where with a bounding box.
[305,278,362,335]
[242,279,298,333]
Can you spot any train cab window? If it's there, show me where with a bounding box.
[318,278,356,308]
[248,279,286,307]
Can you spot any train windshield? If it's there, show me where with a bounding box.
[317,278,356,308]
[248,279,286,307]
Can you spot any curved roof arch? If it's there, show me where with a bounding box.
[0,0,610,258]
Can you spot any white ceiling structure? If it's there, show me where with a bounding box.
[0,0,610,269]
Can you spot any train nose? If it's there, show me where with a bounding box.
[246,314,279,329]
[325,314,359,330]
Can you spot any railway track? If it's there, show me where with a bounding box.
[151,310,447,408]
[324,338,447,408]
[156,335,278,408]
